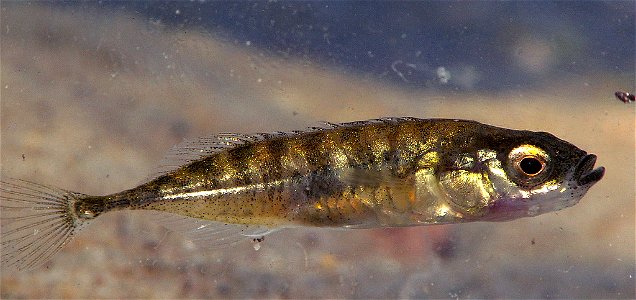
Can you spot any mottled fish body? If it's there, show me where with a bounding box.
[0,118,604,270]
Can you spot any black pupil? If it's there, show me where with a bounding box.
[519,157,543,175]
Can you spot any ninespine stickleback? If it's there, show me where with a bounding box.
[0,118,605,270]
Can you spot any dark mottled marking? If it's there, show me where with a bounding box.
[227,144,258,186]
[298,131,333,168]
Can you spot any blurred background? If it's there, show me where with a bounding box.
[1,2,634,298]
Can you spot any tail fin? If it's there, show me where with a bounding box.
[0,178,89,271]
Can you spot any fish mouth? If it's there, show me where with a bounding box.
[574,154,605,186]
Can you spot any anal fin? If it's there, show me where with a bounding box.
[143,211,280,250]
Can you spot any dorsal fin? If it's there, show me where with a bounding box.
[146,133,265,180]
[318,117,420,129]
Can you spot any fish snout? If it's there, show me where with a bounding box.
[574,154,605,186]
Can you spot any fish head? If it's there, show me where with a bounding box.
[436,127,604,222]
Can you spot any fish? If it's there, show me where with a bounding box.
[0,117,605,270]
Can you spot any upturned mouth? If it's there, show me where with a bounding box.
[575,154,605,186]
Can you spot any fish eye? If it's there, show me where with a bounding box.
[516,156,545,176]
[507,145,551,185]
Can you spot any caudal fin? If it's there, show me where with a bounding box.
[0,178,89,270]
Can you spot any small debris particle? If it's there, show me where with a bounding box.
[436,66,451,84]
[615,91,635,103]
[531,238,535,245]
[252,236,264,251]
[21,154,25,161]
